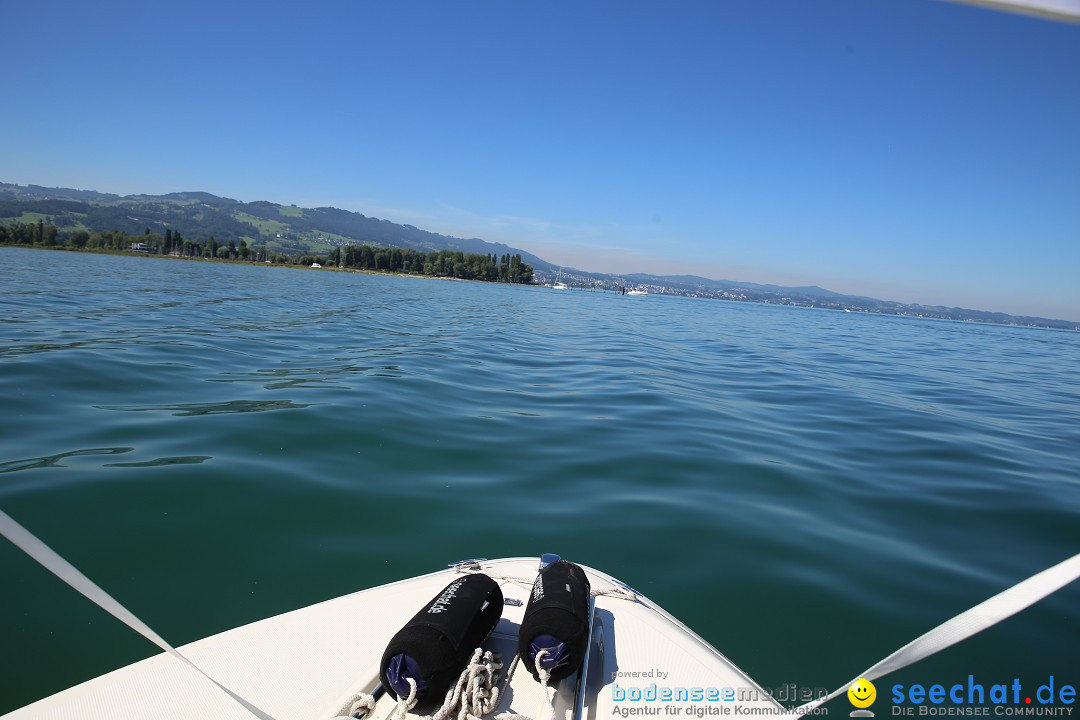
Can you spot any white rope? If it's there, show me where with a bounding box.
[331,692,377,720]
[458,649,504,720]
[355,648,505,720]
[0,508,276,720]
[591,585,639,602]
[456,565,641,604]
[495,649,558,720]
[778,551,1080,720]
[457,568,537,591]
[389,678,420,720]
[437,648,503,720]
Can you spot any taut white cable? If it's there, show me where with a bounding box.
[780,551,1080,720]
[0,508,276,720]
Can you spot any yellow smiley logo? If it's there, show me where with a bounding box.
[848,678,877,709]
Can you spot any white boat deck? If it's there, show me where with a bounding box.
[4,558,783,720]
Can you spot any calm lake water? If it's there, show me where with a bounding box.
[1,246,1078,713]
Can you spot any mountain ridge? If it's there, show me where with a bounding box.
[2,181,1075,329]
[0,182,554,272]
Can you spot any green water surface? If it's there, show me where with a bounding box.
[1,247,1078,713]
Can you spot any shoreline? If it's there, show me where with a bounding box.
[0,243,540,288]
[4,244,1075,331]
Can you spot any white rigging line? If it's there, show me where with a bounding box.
[779,550,1080,719]
[0,508,276,720]
[3,505,1078,720]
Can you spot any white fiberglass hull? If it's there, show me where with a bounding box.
[4,557,782,720]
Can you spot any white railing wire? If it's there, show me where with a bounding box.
[0,508,276,720]
[778,551,1080,720]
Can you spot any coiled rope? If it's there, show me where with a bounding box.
[333,648,562,720]
[334,648,507,720]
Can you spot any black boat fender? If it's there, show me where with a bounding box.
[518,559,591,682]
[379,573,504,712]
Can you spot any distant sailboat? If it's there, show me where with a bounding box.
[552,268,569,290]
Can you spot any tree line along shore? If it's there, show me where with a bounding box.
[0,220,534,284]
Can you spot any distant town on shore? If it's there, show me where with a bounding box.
[2,181,1076,331]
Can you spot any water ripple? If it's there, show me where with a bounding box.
[104,456,212,468]
[1,247,1078,713]
[0,448,134,474]
[95,400,317,416]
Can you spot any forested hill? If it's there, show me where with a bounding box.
[0,182,553,271]
[3,182,1074,329]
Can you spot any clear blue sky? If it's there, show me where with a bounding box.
[3,0,1078,320]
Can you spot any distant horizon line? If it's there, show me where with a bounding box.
[3,179,1077,326]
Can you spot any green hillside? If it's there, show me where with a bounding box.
[0,182,553,270]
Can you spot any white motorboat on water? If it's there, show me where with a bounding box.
[3,507,1079,720]
[625,288,647,296]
